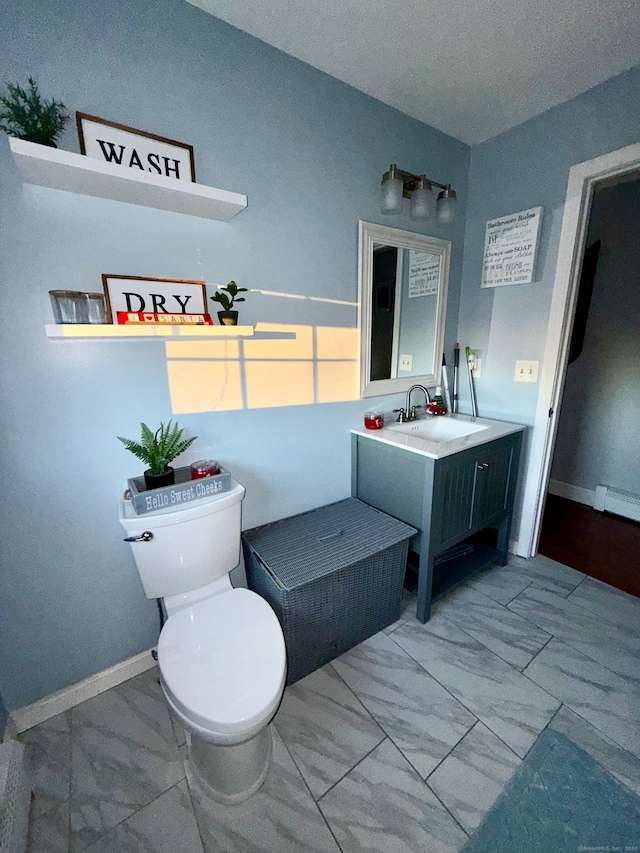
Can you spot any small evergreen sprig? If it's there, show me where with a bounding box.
[118,421,197,475]
[210,280,248,312]
[0,77,69,145]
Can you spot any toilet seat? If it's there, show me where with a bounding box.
[157,588,286,739]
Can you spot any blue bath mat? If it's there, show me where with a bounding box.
[462,728,640,853]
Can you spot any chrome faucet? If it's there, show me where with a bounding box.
[406,384,431,420]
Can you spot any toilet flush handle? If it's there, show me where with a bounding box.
[123,531,154,542]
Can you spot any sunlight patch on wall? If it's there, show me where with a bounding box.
[317,361,358,403]
[244,323,313,360]
[316,326,357,360]
[167,359,243,414]
[165,340,240,359]
[164,323,359,414]
[245,361,315,408]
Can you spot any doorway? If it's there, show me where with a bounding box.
[370,246,398,381]
[516,140,640,563]
[536,176,640,597]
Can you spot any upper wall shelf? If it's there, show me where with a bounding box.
[9,138,247,221]
[44,324,294,341]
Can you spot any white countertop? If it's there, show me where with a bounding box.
[351,413,525,460]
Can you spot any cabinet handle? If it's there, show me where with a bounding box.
[476,462,489,470]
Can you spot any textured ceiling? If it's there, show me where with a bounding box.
[186,0,640,144]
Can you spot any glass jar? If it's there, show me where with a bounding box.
[190,459,221,479]
[49,290,88,324]
[364,411,384,430]
[83,292,106,324]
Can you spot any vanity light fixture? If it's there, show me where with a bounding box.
[380,164,457,225]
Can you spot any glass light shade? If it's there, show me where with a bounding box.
[409,178,433,221]
[436,187,457,225]
[380,165,404,214]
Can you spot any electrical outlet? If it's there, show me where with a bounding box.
[514,360,539,383]
[399,354,413,371]
[468,350,482,378]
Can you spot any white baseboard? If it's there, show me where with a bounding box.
[11,648,157,733]
[548,479,595,508]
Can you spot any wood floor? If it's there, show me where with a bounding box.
[538,493,640,598]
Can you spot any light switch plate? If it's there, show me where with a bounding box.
[514,360,539,382]
[399,354,413,371]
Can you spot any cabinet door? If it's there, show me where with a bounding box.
[472,441,514,526]
[436,454,478,545]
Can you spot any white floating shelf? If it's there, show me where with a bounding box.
[45,324,254,340]
[44,324,294,341]
[10,138,247,221]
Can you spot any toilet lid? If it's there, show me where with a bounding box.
[158,588,286,735]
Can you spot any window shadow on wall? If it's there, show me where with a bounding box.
[164,321,359,414]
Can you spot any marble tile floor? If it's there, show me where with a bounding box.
[19,553,640,852]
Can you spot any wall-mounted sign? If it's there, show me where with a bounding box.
[481,206,543,288]
[408,251,440,298]
[76,113,196,183]
[102,275,207,324]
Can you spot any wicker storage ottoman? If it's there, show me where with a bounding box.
[242,498,416,685]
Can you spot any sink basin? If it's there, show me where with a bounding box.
[386,416,489,442]
[352,413,524,459]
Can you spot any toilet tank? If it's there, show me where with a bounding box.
[119,479,246,599]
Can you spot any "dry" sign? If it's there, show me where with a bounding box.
[102,275,207,323]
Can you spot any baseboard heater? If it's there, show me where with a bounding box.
[594,485,640,523]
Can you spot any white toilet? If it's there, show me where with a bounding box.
[119,479,287,803]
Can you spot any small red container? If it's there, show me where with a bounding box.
[190,459,221,479]
[364,411,384,430]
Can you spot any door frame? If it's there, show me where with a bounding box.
[517,140,640,557]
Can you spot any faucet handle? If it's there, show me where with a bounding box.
[393,407,408,423]
[410,405,423,420]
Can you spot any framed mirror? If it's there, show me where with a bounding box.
[358,221,450,398]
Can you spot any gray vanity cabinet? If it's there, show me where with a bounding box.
[351,429,523,623]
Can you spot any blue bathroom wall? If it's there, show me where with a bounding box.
[457,65,640,541]
[0,0,469,709]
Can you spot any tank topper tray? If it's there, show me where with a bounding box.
[126,465,231,516]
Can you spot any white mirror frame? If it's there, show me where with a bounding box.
[358,220,450,399]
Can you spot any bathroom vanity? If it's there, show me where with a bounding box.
[351,414,524,622]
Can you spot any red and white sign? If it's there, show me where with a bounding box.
[117,312,213,325]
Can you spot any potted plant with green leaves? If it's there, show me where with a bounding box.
[0,77,69,147]
[210,280,248,326]
[118,420,197,489]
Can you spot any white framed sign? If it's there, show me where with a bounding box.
[481,206,543,287]
[102,275,207,324]
[408,251,440,298]
[76,113,196,183]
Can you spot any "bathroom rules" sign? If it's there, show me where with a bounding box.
[481,207,543,287]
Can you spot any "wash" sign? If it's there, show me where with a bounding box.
[76,113,196,183]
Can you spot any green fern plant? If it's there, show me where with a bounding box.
[117,421,197,475]
[0,77,69,146]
